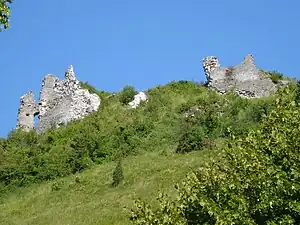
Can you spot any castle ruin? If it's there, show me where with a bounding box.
[17,65,101,133]
[202,54,278,98]
[16,54,286,134]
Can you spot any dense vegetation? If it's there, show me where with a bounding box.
[0,81,276,192]
[0,76,299,224]
[131,84,300,224]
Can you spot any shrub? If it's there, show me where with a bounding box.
[7,129,39,149]
[80,81,111,98]
[51,180,64,191]
[74,175,81,184]
[119,85,137,105]
[270,71,284,83]
[263,70,284,84]
[295,81,300,104]
[176,125,206,153]
[131,85,300,224]
[37,145,73,180]
[176,91,274,154]
[69,134,97,172]
[112,159,124,187]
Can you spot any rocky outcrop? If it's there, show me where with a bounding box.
[202,54,278,98]
[128,92,148,109]
[17,65,101,133]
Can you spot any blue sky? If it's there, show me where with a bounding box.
[1,0,299,137]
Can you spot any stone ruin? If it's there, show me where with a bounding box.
[128,92,148,109]
[202,54,279,98]
[16,54,286,133]
[17,91,39,132]
[17,65,101,133]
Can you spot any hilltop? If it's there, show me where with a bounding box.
[0,55,299,224]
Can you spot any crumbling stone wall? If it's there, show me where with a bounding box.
[17,91,39,131]
[38,74,62,118]
[203,56,221,82]
[17,65,101,133]
[202,54,277,98]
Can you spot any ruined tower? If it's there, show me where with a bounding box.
[17,91,39,131]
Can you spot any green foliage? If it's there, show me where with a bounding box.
[295,81,300,104]
[1,79,298,224]
[0,80,279,195]
[0,0,12,30]
[51,179,64,191]
[112,159,124,187]
[79,81,111,99]
[0,149,215,224]
[176,125,207,153]
[175,90,275,154]
[119,85,138,105]
[131,84,300,224]
[263,70,285,84]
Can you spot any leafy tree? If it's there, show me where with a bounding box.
[262,70,286,84]
[112,159,124,187]
[131,84,300,224]
[119,85,137,105]
[0,0,12,30]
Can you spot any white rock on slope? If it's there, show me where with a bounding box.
[128,92,148,109]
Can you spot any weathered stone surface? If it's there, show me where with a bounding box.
[38,74,62,118]
[128,92,148,109]
[17,91,39,131]
[36,65,101,133]
[203,56,221,82]
[17,65,101,133]
[202,54,277,98]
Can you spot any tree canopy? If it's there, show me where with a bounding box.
[0,0,13,30]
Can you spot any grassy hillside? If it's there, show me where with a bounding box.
[0,81,275,190]
[1,78,296,224]
[0,150,218,225]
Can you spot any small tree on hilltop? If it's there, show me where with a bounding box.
[119,85,137,105]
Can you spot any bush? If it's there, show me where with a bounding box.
[112,159,124,187]
[131,85,300,224]
[295,81,300,104]
[175,91,275,155]
[263,70,284,84]
[80,81,111,98]
[69,133,98,172]
[176,125,206,153]
[119,85,137,105]
[51,180,64,191]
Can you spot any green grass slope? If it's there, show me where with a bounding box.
[0,150,218,225]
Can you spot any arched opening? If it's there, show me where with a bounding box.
[33,111,39,128]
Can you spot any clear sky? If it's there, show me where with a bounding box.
[1,0,299,137]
